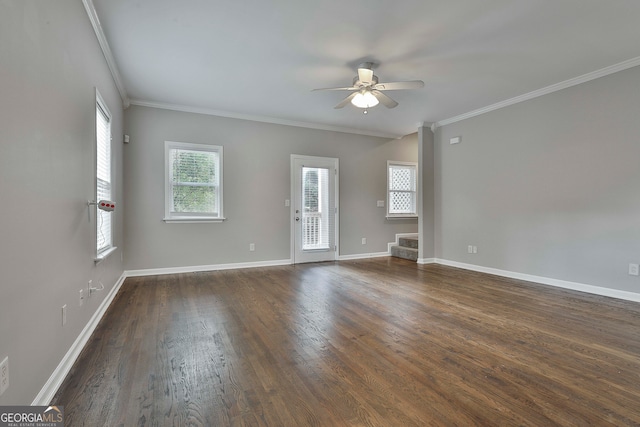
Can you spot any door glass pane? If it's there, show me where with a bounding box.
[302,167,329,250]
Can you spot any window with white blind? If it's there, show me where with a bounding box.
[387,161,418,218]
[96,90,113,256]
[164,141,224,222]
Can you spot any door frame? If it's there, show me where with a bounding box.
[290,154,339,264]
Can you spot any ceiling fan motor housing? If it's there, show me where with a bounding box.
[353,75,378,88]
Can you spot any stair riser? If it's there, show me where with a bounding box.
[398,237,418,249]
[391,245,418,261]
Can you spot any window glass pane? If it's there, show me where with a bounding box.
[389,166,415,191]
[96,106,111,184]
[171,149,217,185]
[390,192,414,213]
[302,167,329,250]
[96,98,112,253]
[172,185,216,213]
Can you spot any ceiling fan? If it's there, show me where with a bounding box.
[313,62,424,113]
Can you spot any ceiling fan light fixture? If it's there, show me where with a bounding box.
[351,91,379,109]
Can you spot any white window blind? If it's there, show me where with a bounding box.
[96,93,112,254]
[165,141,224,221]
[388,162,417,217]
[302,167,330,250]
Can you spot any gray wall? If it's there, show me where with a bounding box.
[123,106,418,270]
[0,1,124,404]
[435,65,640,293]
[418,126,435,260]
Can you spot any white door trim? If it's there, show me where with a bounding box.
[290,154,339,264]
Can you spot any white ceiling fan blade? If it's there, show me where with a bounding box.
[357,67,374,85]
[371,90,398,108]
[312,86,359,91]
[373,80,424,90]
[334,92,358,109]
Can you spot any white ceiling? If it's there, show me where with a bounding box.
[92,0,640,138]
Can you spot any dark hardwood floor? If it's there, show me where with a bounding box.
[52,258,640,426]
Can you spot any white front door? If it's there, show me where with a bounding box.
[291,155,338,264]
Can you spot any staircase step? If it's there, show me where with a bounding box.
[391,245,418,261]
[398,236,419,249]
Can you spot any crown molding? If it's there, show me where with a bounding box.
[82,0,130,108]
[433,55,640,129]
[129,99,403,139]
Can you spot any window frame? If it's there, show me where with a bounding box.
[164,141,225,223]
[95,89,116,261]
[386,161,418,219]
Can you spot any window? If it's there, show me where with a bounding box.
[95,90,114,258]
[387,161,418,218]
[164,141,224,222]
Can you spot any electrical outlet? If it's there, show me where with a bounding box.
[473,246,478,254]
[62,305,67,326]
[468,245,473,254]
[629,263,639,276]
[249,243,255,252]
[0,356,8,396]
[362,238,367,245]
[79,289,84,306]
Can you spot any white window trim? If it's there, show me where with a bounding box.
[386,160,419,219]
[95,89,117,262]
[164,141,225,222]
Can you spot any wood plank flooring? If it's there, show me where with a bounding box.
[52,258,640,426]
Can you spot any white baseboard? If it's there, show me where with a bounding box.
[435,258,640,303]
[32,272,127,405]
[338,252,390,261]
[417,258,436,264]
[125,258,293,277]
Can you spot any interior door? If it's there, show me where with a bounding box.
[291,155,338,264]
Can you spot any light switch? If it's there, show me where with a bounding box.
[376,200,384,207]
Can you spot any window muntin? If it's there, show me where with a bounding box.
[165,141,224,221]
[387,161,417,217]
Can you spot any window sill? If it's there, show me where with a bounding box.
[95,246,118,264]
[163,217,226,223]
[386,215,418,220]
